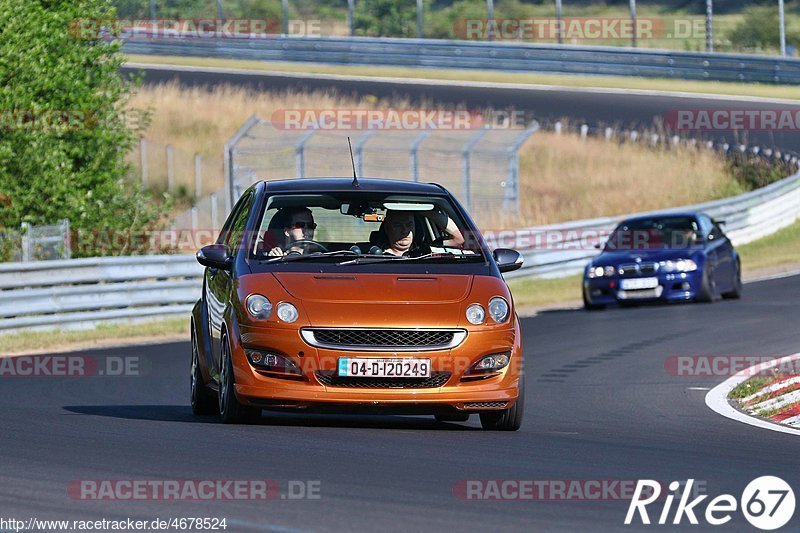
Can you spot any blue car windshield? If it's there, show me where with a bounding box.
[605,216,700,251]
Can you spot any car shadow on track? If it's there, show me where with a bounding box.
[62,405,478,430]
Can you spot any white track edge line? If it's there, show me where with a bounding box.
[705,352,800,436]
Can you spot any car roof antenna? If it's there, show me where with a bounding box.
[348,136,359,188]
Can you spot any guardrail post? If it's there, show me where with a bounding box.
[417,0,424,38]
[21,222,31,262]
[554,121,562,135]
[580,124,589,138]
[216,0,224,20]
[605,127,613,141]
[629,0,637,47]
[462,128,488,212]
[410,131,430,182]
[486,0,494,40]
[347,0,355,36]
[191,207,199,232]
[166,144,175,194]
[140,138,148,187]
[210,193,219,235]
[281,0,288,35]
[194,153,202,200]
[61,219,71,260]
[555,0,563,44]
[149,0,156,21]
[779,0,787,56]
[705,0,713,53]
[295,129,316,178]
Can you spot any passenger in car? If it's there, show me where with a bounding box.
[372,210,430,257]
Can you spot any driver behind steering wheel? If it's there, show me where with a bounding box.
[267,207,318,256]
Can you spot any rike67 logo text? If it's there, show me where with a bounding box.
[625,477,795,530]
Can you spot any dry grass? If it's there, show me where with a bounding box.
[130,83,736,226]
[516,133,739,225]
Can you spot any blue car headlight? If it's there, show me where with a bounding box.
[587,265,616,278]
[659,259,698,273]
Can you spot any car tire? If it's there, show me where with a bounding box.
[434,413,470,423]
[722,261,742,300]
[191,327,217,416]
[218,332,261,424]
[479,374,524,431]
[696,267,714,303]
[583,289,605,311]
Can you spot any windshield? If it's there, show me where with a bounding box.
[250,192,486,267]
[605,216,700,251]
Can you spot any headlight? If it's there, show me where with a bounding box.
[587,265,616,278]
[488,297,509,323]
[246,294,272,320]
[466,303,485,325]
[659,259,698,272]
[276,302,299,323]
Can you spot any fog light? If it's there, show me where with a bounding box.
[245,350,302,375]
[467,352,511,375]
[682,282,691,291]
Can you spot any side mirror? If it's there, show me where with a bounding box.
[196,244,232,270]
[493,248,523,273]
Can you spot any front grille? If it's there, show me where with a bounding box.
[315,370,451,388]
[302,328,465,351]
[464,401,509,409]
[618,262,658,277]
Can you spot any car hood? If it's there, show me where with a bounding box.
[593,248,700,265]
[271,273,474,328]
[273,273,473,304]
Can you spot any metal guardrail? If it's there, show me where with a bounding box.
[2,169,799,332]
[0,255,201,332]
[122,35,800,84]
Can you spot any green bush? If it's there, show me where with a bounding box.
[354,0,418,37]
[726,5,800,51]
[0,0,165,258]
[726,152,795,191]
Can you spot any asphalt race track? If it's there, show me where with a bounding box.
[2,273,799,532]
[123,64,800,153]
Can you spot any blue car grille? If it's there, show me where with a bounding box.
[617,262,658,277]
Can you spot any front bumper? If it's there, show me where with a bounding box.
[230,324,523,413]
[584,270,703,305]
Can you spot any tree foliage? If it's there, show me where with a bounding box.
[0,0,163,256]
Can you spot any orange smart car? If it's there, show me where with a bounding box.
[191,178,525,430]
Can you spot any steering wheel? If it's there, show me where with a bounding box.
[285,239,329,255]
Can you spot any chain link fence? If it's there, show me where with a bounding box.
[220,116,539,223]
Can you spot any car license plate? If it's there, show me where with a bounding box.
[338,358,431,378]
[620,277,659,290]
[622,288,660,299]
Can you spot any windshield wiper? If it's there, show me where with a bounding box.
[262,250,360,263]
[337,252,470,266]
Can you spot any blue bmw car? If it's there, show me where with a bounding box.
[583,212,742,310]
